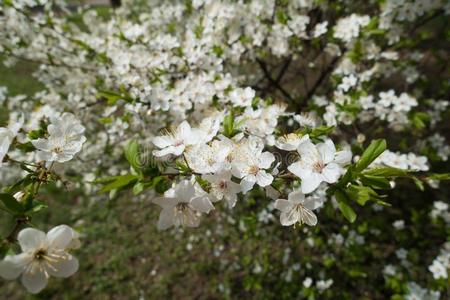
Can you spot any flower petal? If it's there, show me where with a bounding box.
[0,253,32,280]
[274,199,291,212]
[301,173,323,194]
[152,136,174,148]
[47,225,74,250]
[259,152,275,169]
[18,228,47,252]
[46,254,79,278]
[280,210,300,226]
[240,177,256,193]
[256,171,273,187]
[321,163,342,183]
[287,189,305,203]
[301,208,318,226]
[317,140,335,164]
[334,150,352,165]
[153,197,179,209]
[190,196,215,213]
[157,209,175,230]
[21,268,48,294]
[287,161,312,179]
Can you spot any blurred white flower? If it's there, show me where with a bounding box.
[0,225,80,294]
[274,189,322,226]
[152,121,203,157]
[153,180,214,230]
[202,170,241,208]
[0,114,23,167]
[32,113,86,163]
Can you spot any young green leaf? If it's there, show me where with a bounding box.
[100,174,138,193]
[335,190,357,223]
[363,167,410,177]
[124,140,142,175]
[0,193,25,214]
[354,139,387,172]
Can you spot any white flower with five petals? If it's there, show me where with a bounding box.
[32,113,86,163]
[152,121,203,157]
[0,225,80,294]
[274,190,322,226]
[288,135,351,194]
[232,147,275,193]
[202,170,241,208]
[153,180,215,230]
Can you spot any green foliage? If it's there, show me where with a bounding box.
[354,139,386,172]
[335,190,357,223]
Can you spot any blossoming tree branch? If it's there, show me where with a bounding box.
[0,0,449,295]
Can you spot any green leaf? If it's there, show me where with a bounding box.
[354,139,387,172]
[0,193,25,214]
[223,110,235,138]
[359,175,391,190]
[335,165,355,188]
[132,182,145,195]
[346,185,383,206]
[28,129,46,140]
[153,176,171,194]
[309,126,335,139]
[100,174,138,193]
[426,173,450,181]
[124,140,142,175]
[335,190,357,223]
[5,175,34,194]
[28,200,47,214]
[363,167,409,177]
[412,177,424,191]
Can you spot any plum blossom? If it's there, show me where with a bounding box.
[288,135,352,193]
[0,225,80,294]
[184,140,232,174]
[32,113,86,163]
[202,170,241,208]
[153,180,215,230]
[232,139,275,193]
[152,121,203,157]
[0,114,24,167]
[274,189,323,226]
[275,133,308,151]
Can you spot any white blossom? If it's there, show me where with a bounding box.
[0,225,80,294]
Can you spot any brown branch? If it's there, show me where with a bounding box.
[255,57,294,101]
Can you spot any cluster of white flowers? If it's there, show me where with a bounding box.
[428,242,450,280]
[333,14,370,44]
[358,90,418,129]
[372,150,429,171]
[430,201,450,224]
[150,106,352,229]
[405,282,441,300]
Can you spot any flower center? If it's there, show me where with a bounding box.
[219,181,228,189]
[313,162,325,172]
[176,202,189,212]
[53,146,63,153]
[34,249,47,261]
[248,165,259,175]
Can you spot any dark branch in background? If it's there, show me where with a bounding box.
[302,49,346,104]
[110,0,121,8]
[275,56,292,83]
[255,57,294,101]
